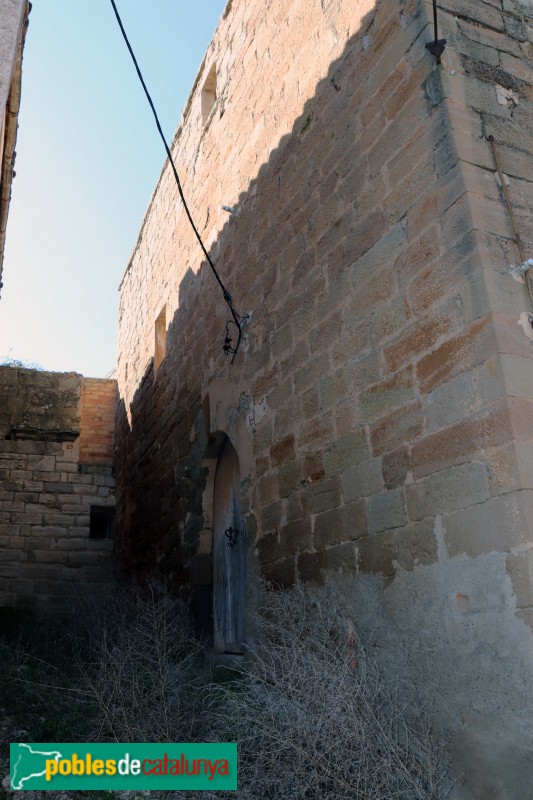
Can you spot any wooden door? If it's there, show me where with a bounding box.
[213,437,245,653]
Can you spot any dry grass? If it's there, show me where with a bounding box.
[206,584,452,800]
[1,585,452,799]
[77,590,208,744]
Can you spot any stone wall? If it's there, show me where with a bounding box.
[0,367,116,609]
[0,0,29,287]
[0,0,25,113]
[115,0,533,796]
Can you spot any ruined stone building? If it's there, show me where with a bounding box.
[0,1,117,608]
[0,368,116,609]
[113,0,533,796]
[0,0,532,796]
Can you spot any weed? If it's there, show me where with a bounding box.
[0,586,452,799]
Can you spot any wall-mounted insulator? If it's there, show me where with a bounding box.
[425,39,446,63]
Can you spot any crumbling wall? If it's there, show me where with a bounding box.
[115,0,533,795]
[0,368,116,609]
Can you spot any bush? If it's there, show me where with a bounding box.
[78,590,208,744]
[0,355,44,370]
[0,586,452,799]
[207,584,451,800]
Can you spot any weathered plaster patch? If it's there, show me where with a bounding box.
[381,552,533,799]
[517,311,533,340]
[496,84,519,107]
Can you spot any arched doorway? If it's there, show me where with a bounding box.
[212,436,246,653]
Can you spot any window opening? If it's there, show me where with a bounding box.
[154,305,167,372]
[201,63,217,124]
[89,506,115,539]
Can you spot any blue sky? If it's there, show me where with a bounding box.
[0,0,226,377]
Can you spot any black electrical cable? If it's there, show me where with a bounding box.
[108,0,246,363]
[425,0,446,63]
[432,0,439,40]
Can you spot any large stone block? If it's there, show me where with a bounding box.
[425,371,478,433]
[261,500,283,533]
[355,531,396,576]
[302,477,342,515]
[297,550,326,585]
[444,490,533,557]
[261,558,295,589]
[412,398,513,478]
[341,458,384,501]
[359,366,415,424]
[416,316,494,394]
[325,541,357,574]
[348,224,405,290]
[455,17,522,57]
[324,430,370,477]
[314,500,366,548]
[406,463,491,521]
[270,434,295,467]
[367,488,407,534]
[370,402,424,456]
[276,459,304,498]
[476,354,533,405]
[382,446,411,490]
[386,298,464,373]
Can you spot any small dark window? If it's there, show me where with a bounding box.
[90,506,115,539]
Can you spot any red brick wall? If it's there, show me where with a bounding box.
[79,378,116,464]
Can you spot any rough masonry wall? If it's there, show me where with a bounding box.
[0,368,116,610]
[115,0,533,796]
[0,0,28,286]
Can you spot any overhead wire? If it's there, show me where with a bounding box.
[425,0,446,64]
[108,0,247,363]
